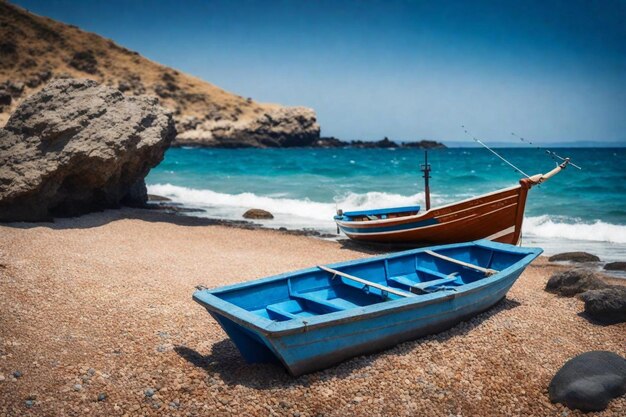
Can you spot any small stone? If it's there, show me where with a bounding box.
[243,208,274,220]
[25,399,34,408]
[169,400,180,409]
[87,368,95,376]
[144,388,155,397]
[74,384,82,391]
[13,370,23,378]
[97,393,107,401]
[604,261,626,271]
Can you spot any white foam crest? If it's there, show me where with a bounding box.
[523,215,626,244]
[147,184,438,221]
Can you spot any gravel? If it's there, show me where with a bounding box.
[0,208,624,416]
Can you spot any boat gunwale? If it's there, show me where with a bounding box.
[192,240,541,336]
[334,184,522,227]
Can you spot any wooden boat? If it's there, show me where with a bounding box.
[334,158,571,245]
[193,240,542,376]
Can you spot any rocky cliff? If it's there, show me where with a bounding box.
[0,78,175,221]
[0,1,319,147]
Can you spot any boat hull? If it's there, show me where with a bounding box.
[335,181,531,245]
[193,240,541,376]
[210,269,519,375]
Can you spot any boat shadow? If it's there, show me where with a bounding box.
[174,297,522,390]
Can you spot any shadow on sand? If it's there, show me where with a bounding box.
[174,297,521,390]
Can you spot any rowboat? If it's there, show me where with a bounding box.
[334,157,571,245]
[193,240,542,376]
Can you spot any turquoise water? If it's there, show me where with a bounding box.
[146,147,626,261]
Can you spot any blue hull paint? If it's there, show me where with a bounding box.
[193,240,542,376]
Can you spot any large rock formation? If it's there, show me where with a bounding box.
[0,78,175,222]
[174,106,320,148]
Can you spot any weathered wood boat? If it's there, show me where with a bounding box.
[193,240,542,376]
[334,156,571,245]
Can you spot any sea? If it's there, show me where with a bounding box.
[146,147,626,264]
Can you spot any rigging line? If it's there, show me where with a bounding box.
[511,132,582,170]
[461,126,531,179]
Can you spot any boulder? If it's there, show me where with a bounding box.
[549,252,600,263]
[580,286,626,324]
[549,351,626,412]
[0,78,175,222]
[243,209,274,220]
[545,269,607,297]
[604,261,626,272]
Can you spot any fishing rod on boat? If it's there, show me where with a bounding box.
[461,125,532,179]
[421,151,431,210]
[511,132,582,170]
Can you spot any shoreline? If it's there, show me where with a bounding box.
[146,199,626,278]
[0,207,624,416]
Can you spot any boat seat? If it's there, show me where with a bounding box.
[416,266,450,280]
[388,273,419,288]
[410,275,459,294]
[291,291,347,313]
[266,304,298,321]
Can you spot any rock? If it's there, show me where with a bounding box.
[401,140,446,149]
[580,286,626,324]
[25,399,35,408]
[97,392,107,401]
[73,384,82,391]
[549,252,600,263]
[604,261,626,271]
[548,351,626,412]
[351,137,399,148]
[13,370,22,378]
[174,106,320,148]
[144,388,155,397]
[147,194,171,202]
[0,78,175,222]
[243,209,274,220]
[545,269,607,297]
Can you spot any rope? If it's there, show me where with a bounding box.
[461,126,531,178]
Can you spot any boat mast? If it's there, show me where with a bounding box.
[421,151,431,210]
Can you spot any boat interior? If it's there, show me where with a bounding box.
[216,245,528,322]
[336,205,421,222]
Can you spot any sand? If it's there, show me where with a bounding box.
[0,208,624,416]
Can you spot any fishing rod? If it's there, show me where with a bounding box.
[511,132,582,170]
[461,125,531,178]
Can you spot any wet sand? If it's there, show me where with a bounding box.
[0,208,624,416]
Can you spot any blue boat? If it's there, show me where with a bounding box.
[193,240,542,376]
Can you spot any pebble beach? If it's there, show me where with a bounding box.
[0,208,624,417]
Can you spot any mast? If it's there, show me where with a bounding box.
[421,151,431,210]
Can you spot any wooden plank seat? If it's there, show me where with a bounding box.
[291,291,347,313]
[389,270,459,294]
[410,275,459,294]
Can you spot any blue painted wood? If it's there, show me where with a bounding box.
[193,240,542,376]
[338,205,420,219]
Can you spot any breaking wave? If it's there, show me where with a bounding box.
[523,215,626,244]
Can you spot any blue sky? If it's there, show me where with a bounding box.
[13,0,626,143]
